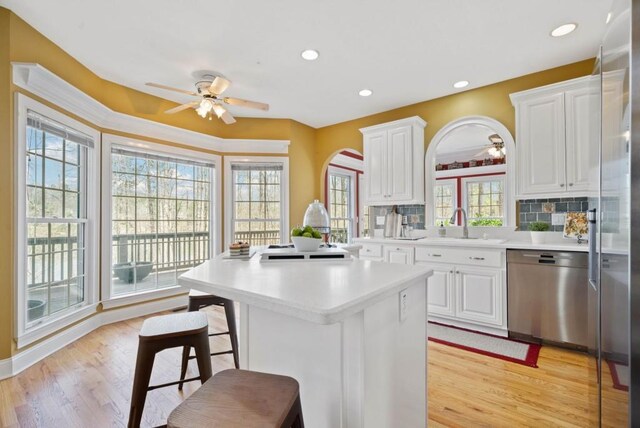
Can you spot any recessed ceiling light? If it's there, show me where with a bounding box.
[359,89,373,97]
[453,80,469,89]
[301,49,319,61]
[550,23,577,37]
[606,12,612,24]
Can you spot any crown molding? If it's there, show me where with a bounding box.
[359,115,427,134]
[11,62,289,154]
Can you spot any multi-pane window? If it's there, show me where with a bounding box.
[231,163,283,245]
[434,179,456,226]
[328,171,354,243]
[110,148,214,296]
[464,177,504,226]
[25,111,93,326]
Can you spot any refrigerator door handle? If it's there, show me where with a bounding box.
[588,208,597,284]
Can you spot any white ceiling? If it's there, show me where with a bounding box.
[1,0,612,128]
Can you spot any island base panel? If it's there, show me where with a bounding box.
[238,277,427,428]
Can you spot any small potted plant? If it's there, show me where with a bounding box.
[529,221,550,244]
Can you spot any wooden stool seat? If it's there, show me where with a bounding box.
[168,369,304,428]
[128,312,213,428]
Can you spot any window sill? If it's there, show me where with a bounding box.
[101,286,188,310]
[16,303,99,349]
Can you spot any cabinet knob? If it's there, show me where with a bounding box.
[469,256,485,261]
[560,183,565,187]
[366,249,371,252]
[569,183,574,187]
[450,270,454,274]
[429,254,442,257]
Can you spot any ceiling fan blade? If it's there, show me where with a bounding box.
[209,76,231,96]
[164,101,199,114]
[224,97,269,111]
[220,110,236,125]
[146,82,198,96]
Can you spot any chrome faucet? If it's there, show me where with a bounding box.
[450,208,469,239]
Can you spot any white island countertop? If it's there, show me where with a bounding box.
[179,255,432,325]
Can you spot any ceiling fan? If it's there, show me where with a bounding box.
[146,75,269,125]
[474,134,506,158]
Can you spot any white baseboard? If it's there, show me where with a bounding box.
[0,294,188,380]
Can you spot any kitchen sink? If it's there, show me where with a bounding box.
[423,237,507,244]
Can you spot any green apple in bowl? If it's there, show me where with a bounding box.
[291,226,323,252]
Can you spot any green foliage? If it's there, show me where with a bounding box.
[469,218,503,227]
[528,221,550,232]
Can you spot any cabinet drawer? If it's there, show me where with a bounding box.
[416,246,503,268]
[359,243,383,258]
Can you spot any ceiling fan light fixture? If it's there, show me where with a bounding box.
[550,23,577,37]
[301,49,319,61]
[212,103,226,119]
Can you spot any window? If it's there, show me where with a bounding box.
[225,157,289,247]
[16,95,100,346]
[434,179,457,226]
[463,176,505,226]
[328,167,356,243]
[359,175,369,237]
[107,143,217,298]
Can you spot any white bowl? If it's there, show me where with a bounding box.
[291,236,322,252]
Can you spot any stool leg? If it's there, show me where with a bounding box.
[281,394,304,428]
[128,342,156,428]
[193,330,213,384]
[224,302,240,369]
[178,345,191,391]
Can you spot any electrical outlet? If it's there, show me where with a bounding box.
[399,289,408,322]
[376,216,386,226]
[552,213,566,226]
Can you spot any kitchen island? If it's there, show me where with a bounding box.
[179,253,432,428]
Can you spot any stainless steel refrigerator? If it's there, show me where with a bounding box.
[589,0,638,425]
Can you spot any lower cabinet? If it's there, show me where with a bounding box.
[423,264,456,318]
[455,266,504,327]
[383,245,415,265]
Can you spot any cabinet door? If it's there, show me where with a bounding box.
[565,85,599,193]
[363,130,388,204]
[386,126,413,202]
[455,266,503,326]
[517,92,567,196]
[418,263,455,318]
[383,245,414,265]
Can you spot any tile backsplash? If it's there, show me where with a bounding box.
[369,205,425,233]
[518,197,590,232]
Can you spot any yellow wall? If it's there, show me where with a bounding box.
[315,59,595,200]
[0,9,14,361]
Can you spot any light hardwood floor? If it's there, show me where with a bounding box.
[0,307,629,427]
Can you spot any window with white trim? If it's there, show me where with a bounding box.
[230,163,284,245]
[463,176,505,226]
[434,179,457,226]
[108,145,216,297]
[328,167,356,243]
[17,98,100,343]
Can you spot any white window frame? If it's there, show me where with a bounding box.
[101,134,222,309]
[358,174,367,237]
[433,178,458,226]
[461,175,506,225]
[15,93,101,348]
[327,166,356,243]
[224,156,290,248]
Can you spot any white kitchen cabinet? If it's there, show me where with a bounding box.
[510,76,598,198]
[455,266,503,327]
[415,246,507,335]
[424,264,456,318]
[361,116,426,205]
[383,245,415,265]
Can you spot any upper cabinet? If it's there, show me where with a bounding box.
[510,77,600,198]
[360,116,426,205]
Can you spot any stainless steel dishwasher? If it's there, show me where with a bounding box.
[507,250,588,348]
